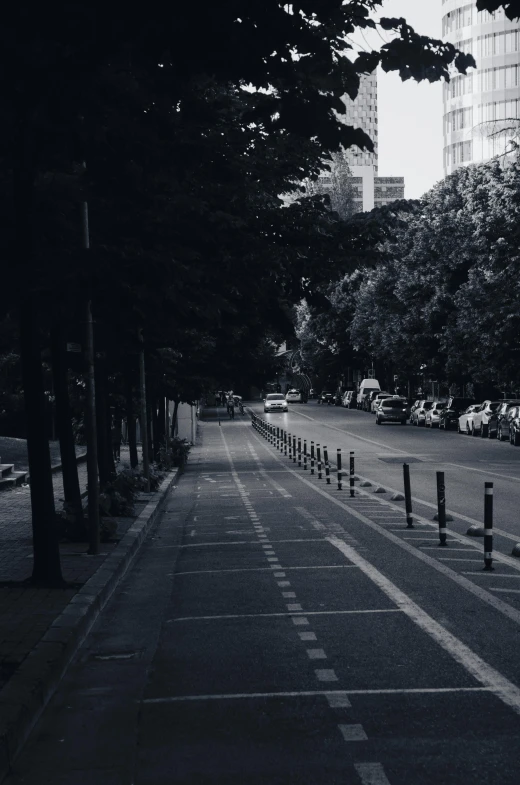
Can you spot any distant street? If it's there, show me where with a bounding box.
[256,400,520,560]
[6,410,520,784]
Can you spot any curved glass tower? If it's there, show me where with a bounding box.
[442,1,520,176]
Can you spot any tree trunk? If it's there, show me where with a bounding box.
[95,352,115,486]
[20,298,64,586]
[171,399,180,438]
[146,375,155,462]
[138,329,150,490]
[50,323,86,539]
[14,102,63,586]
[157,394,166,452]
[125,367,138,469]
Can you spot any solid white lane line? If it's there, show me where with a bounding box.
[142,686,492,704]
[339,724,368,742]
[327,535,520,716]
[171,609,400,622]
[489,588,520,594]
[462,572,520,578]
[446,462,520,483]
[354,762,392,785]
[175,565,359,576]
[315,669,338,682]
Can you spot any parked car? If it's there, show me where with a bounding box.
[285,389,302,403]
[497,405,520,443]
[318,391,334,405]
[333,391,343,406]
[457,404,481,434]
[264,393,288,413]
[358,378,381,408]
[370,392,392,412]
[471,400,503,437]
[410,400,434,426]
[489,401,520,439]
[375,397,409,425]
[424,401,446,428]
[439,397,477,431]
[342,390,357,409]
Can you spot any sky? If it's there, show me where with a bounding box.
[375,0,444,199]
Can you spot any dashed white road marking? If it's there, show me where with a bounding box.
[307,649,327,660]
[462,572,520,578]
[328,535,520,717]
[299,632,317,641]
[489,588,520,594]
[339,724,368,742]
[286,603,302,611]
[354,762,392,785]
[315,669,338,682]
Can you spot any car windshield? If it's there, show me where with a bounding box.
[267,394,285,400]
[423,401,434,410]
[488,402,501,412]
[450,398,474,409]
[382,399,406,408]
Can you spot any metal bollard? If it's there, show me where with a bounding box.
[317,444,322,479]
[276,426,280,451]
[484,482,494,571]
[436,471,447,546]
[349,451,355,497]
[304,440,308,470]
[403,463,414,528]
[298,437,302,467]
[288,433,292,460]
[337,449,342,490]
[293,435,296,463]
[284,430,287,456]
[310,442,315,475]
[324,446,330,484]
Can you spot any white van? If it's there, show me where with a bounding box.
[358,379,380,410]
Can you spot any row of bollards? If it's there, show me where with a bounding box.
[251,414,494,571]
[251,414,356,499]
[404,463,494,571]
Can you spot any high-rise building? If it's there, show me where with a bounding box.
[442,1,520,176]
[316,70,405,212]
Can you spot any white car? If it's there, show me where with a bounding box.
[285,389,302,403]
[471,400,503,437]
[457,404,481,435]
[424,401,445,428]
[410,400,434,426]
[370,392,393,412]
[264,394,288,413]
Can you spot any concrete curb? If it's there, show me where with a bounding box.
[0,466,180,783]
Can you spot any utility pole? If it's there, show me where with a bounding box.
[82,200,100,555]
[138,328,150,492]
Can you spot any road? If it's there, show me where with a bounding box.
[5,407,520,784]
[260,400,520,559]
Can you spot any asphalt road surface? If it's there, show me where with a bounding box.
[6,407,520,784]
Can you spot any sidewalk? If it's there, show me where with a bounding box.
[0,442,181,782]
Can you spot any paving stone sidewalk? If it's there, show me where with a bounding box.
[0,438,181,783]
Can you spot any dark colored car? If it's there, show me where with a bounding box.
[318,391,334,405]
[375,397,409,425]
[488,401,520,439]
[439,397,477,430]
[498,405,520,444]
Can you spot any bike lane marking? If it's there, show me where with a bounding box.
[327,535,520,716]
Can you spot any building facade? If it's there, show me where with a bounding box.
[442,1,520,176]
[316,70,405,212]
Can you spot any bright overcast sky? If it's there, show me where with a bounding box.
[376,0,443,199]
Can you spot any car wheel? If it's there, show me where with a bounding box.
[488,427,495,439]
[457,422,462,433]
[471,424,477,436]
[481,425,488,438]
[498,427,505,441]
[466,424,471,435]
[514,431,520,447]
[376,417,381,425]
